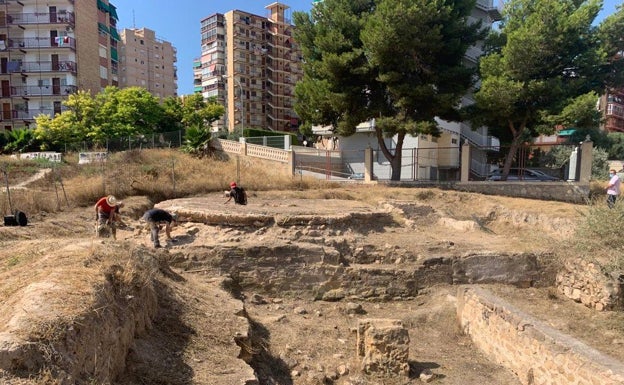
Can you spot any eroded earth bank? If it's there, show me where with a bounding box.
[1,188,622,385]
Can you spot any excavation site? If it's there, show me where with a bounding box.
[1,188,624,385]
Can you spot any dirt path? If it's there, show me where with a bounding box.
[10,168,51,189]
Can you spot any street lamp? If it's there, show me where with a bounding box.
[222,75,244,138]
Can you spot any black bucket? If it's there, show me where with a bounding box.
[15,210,27,226]
[4,210,27,227]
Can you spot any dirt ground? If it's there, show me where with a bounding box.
[1,186,623,385]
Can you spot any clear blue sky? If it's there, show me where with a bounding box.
[115,1,314,95]
[115,0,621,96]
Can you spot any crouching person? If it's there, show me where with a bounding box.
[95,195,121,239]
[142,208,178,248]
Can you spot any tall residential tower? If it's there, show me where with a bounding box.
[0,0,120,131]
[119,27,178,100]
[194,2,303,133]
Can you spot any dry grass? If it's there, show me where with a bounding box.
[0,149,334,215]
[572,197,624,272]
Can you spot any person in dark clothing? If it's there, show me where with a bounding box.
[224,182,247,205]
[141,208,178,248]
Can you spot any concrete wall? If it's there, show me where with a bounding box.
[457,286,624,385]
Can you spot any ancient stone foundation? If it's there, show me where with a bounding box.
[457,286,624,385]
[556,257,623,311]
[356,319,410,376]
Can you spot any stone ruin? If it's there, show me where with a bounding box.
[356,318,410,377]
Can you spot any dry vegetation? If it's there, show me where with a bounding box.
[0,149,338,217]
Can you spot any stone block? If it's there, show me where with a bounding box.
[356,318,410,376]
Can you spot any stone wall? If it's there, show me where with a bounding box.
[556,257,624,311]
[453,181,590,203]
[180,246,554,299]
[457,286,624,385]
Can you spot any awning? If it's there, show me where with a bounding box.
[98,22,109,34]
[97,0,109,13]
[108,3,119,20]
[557,129,576,136]
[110,47,118,61]
[109,28,120,41]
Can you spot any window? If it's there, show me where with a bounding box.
[140,40,144,45]
[100,65,108,79]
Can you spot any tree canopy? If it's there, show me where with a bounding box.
[32,87,224,152]
[294,0,485,180]
[469,0,624,179]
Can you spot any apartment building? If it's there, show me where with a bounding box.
[598,89,624,133]
[194,2,303,133]
[119,27,178,100]
[0,0,120,131]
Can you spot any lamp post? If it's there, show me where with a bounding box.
[223,75,244,138]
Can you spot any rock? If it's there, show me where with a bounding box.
[337,364,349,376]
[420,368,436,382]
[293,306,308,315]
[186,227,200,236]
[357,319,410,376]
[345,302,365,315]
[322,289,346,302]
[249,293,267,305]
[272,315,286,322]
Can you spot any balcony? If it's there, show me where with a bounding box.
[7,11,75,27]
[7,60,77,74]
[475,0,502,21]
[10,84,77,97]
[6,36,76,50]
[7,107,67,121]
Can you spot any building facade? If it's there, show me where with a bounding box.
[599,89,624,133]
[0,0,120,131]
[119,27,178,100]
[194,2,302,133]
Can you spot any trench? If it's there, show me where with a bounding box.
[168,238,556,385]
[187,237,624,385]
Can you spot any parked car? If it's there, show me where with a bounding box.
[487,168,560,181]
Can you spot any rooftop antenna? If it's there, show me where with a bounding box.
[132,9,136,28]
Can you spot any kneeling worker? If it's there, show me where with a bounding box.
[142,208,178,248]
[95,194,121,239]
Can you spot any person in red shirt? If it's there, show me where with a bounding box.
[94,195,121,239]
